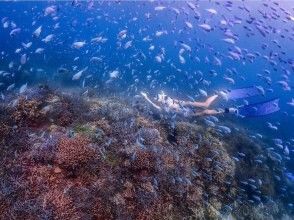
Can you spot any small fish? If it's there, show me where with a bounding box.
[72,67,88,80]
[42,34,54,43]
[22,42,32,49]
[124,40,132,49]
[206,115,219,123]
[91,36,108,43]
[155,30,167,37]
[206,8,217,15]
[223,76,235,84]
[204,119,215,127]
[109,70,119,78]
[44,5,57,16]
[277,80,291,91]
[198,23,212,32]
[187,2,197,10]
[287,99,294,107]
[149,45,155,51]
[155,55,162,63]
[232,156,240,162]
[90,57,102,62]
[19,83,27,94]
[199,89,207,97]
[179,55,186,64]
[222,38,235,44]
[7,83,15,91]
[180,43,191,52]
[20,54,27,65]
[252,195,261,202]
[216,125,231,134]
[255,86,265,96]
[284,146,290,155]
[154,6,166,11]
[35,48,45,54]
[72,41,86,49]
[238,152,246,157]
[3,21,9,28]
[267,122,278,131]
[118,29,127,40]
[33,26,42,38]
[185,21,193,29]
[10,28,21,37]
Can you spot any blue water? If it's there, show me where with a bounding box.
[1,2,293,135]
[0,0,293,218]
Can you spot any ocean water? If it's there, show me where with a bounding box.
[0,1,293,219]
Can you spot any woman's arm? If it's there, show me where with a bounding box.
[140,92,162,110]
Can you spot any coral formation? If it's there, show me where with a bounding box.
[0,87,291,219]
[55,135,97,170]
[12,98,45,126]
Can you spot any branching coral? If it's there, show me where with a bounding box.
[55,135,97,170]
[99,100,134,122]
[0,87,289,220]
[11,98,45,126]
[136,128,162,146]
[0,122,11,145]
[42,189,79,220]
[130,148,159,173]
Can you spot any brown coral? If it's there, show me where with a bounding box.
[11,98,45,126]
[55,135,97,170]
[130,149,159,174]
[136,128,162,145]
[0,87,289,220]
[56,110,73,126]
[94,119,111,134]
[0,122,11,145]
[42,189,79,220]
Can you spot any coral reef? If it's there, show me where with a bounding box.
[55,135,97,170]
[0,86,291,219]
[11,98,45,126]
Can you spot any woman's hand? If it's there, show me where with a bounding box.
[140,91,148,99]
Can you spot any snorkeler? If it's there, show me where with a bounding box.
[140,91,222,116]
[140,86,280,117]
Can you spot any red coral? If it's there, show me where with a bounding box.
[131,149,158,174]
[43,189,79,219]
[0,122,11,144]
[56,110,73,126]
[55,135,97,170]
[11,98,45,127]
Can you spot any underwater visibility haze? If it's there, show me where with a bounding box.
[0,0,294,219]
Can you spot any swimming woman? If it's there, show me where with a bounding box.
[140,87,280,118]
[140,91,223,116]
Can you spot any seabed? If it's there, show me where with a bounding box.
[0,85,292,219]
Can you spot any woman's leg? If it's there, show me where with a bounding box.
[195,108,223,116]
[189,94,219,108]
